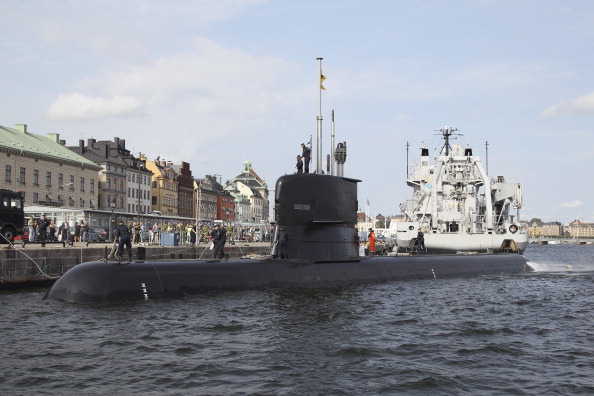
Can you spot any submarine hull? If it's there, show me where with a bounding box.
[45,254,528,303]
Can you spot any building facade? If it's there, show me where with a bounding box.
[567,220,594,238]
[174,162,194,219]
[1,124,101,209]
[226,161,269,223]
[144,158,179,216]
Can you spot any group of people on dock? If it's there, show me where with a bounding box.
[27,214,89,247]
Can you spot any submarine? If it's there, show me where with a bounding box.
[45,143,528,303]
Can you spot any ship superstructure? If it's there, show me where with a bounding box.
[396,126,528,254]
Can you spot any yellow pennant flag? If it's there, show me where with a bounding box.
[320,74,326,90]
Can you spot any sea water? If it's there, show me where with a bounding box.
[1,243,593,395]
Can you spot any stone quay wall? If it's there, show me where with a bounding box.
[0,242,271,289]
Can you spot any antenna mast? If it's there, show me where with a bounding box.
[316,57,323,173]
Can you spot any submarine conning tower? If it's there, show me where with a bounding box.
[271,173,361,261]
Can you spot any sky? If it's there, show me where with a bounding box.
[1,0,593,224]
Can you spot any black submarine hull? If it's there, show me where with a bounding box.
[45,254,528,303]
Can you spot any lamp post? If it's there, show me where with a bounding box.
[137,158,144,222]
[195,183,202,245]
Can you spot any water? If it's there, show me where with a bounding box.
[1,244,593,395]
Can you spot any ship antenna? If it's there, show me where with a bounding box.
[485,140,489,175]
[406,141,410,178]
[434,126,462,156]
[316,57,324,173]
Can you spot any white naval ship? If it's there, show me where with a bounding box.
[396,126,528,254]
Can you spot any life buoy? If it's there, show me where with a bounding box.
[509,224,518,234]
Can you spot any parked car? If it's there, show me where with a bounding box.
[88,228,108,243]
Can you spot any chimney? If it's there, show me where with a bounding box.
[47,133,60,143]
[161,161,166,167]
[101,143,110,158]
[59,139,65,145]
[120,139,126,149]
[114,137,120,148]
[15,124,27,133]
[79,139,85,153]
[87,138,96,148]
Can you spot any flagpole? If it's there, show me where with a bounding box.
[330,109,335,176]
[316,57,323,174]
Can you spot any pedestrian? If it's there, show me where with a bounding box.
[82,221,89,242]
[210,225,220,258]
[416,229,425,253]
[60,219,72,246]
[190,223,197,245]
[276,227,288,259]
[116,220,133,263]
[74,222,81,242]
[37,214,50,247]
[301,143,311,173]
[215,225,227,259]
[27,216,37,242]
[296,155,303,173]
[49,220,57,241]
[368,228,376,256]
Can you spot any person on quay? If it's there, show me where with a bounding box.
[60,219,72,247]
[215,225,227,259]
[210,224,220,258]
[296,155,303,174]
[74,222,81,242]
[28,216,37,242]
[368,228,376,256]
[416,228,425,253]
[49,220,57,241]
[301,143,311,174]
[277,227,288,259]
[116,220,133,263]
[37,214,50,247]
[82,221,89,243]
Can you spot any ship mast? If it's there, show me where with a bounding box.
[436,126,462,156]
[316,57,324,173]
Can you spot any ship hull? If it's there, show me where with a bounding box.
[398,233,529,254]
[45,254,528,303]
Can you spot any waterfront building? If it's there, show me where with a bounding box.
[172,162,194,219]
[0,124,101,209]
[223,181,252,223]
[124,153,152,219]
[202,175,235,223]
[144,158,179,216]
[528,221,564,237]
[225,161,269,223]
[195,176,218,223]
[567,220,594,238]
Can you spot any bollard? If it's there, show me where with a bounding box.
[136,246,146,261]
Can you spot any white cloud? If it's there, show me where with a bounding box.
[541,91,594,117]
[46,92,143,121]
[560,200,583,208]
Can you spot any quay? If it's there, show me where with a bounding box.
[0,241,271,289]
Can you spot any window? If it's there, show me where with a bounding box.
[80,198,84,207]
[5,165,11,182]
[107,178,111,189]
[46,171,51,187]
[58,173,63,187]
[90,179,95,192]
[33,192,39,203]
[80,177,85,191]
[69,175,74,190]
[33,169,39,185]
[69,196,74,206]
[120,181,123,191]
[19,167,25,183]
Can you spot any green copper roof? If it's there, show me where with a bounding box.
[0,124,101,170]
